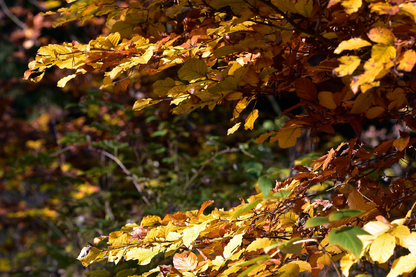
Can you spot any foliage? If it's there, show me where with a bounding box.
[22,0,416,276]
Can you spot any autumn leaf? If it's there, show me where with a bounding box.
[271,125,302,148]
[178,58,208,82]
[244,109,259,130]
[318,91,337,109]
[333,56,361,77]
[369,233,396,263]
[334,38,371,54]
[397,50,416,71]
[132,98,162,112]
[173,251,198,272]
[227,122,241,135]
[329,0,363,14]
[367,27,395,45]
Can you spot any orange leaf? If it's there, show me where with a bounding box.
[197,200,214,219]
[173,251,198,272]
[393,136,410,151]
[367,27,395,45]
[271,125,302,148]
[397,50,416,72]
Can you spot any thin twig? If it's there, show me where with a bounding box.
[184,147,254,190]
[0,0,27,29]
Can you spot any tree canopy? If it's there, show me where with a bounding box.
[23,0,416,276]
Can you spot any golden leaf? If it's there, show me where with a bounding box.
[371,45,396,64]
[329,0,362,14]
[367,27,395,45]
[256,132,276,144]
[340,253,356,277]
[57,74,77,88]
[294,0,313,18]
[397,50,416,71]
[246,238,271,252]
[365,107,385,119]
[318,91,337,109]
[393,137,410,151]
[223,233,243,258]
[244,109,259,130]
[227,122,241,135]
[178,58,208,82]
[333,55,361,77]
[399,2,416,22]
[271,125,302,148]
[334,38,371,54]
[350,88,374,114]
[132,98,162,112]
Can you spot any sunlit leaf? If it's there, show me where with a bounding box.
[178,58,208,81]
[367,27,395,45]
[333,56,361,77]
[244,109,259,130]
[334,38,371,54]
[305,217,330,228]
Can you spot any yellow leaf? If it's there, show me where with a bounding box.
[271,125,302,148]
[350,91,374,114]
[329,0,362,14]
[182,222,208,249]
[125,245,162,265]
[30,71,45,83]
[367,27,395,45]
[397,50,416,71]
[277,262,300,277]
[402,233,416,254]
[294,0,313,18]
[317,253,332,266]
[178,58,208,82]
[340,253,356,277]
[333,56,361,77]
[363,221,391,236]
[371,45,396,64]
[387,253,416,277]
[246,238,271,252]
[223,233,243,258]
[350,60,386,93]
[132,98,162,112]
[318,91,337,109]
[232,97,252,120]
[227,122,241,135]
[366,107,385,119]
[244,109,259,130]
[393,137,410,151]
[334,38,371,54]
[399,2,416,22]
[370,2,399,15]
[369,233,396,263]
[57,74,77,88]
[392,225,410,246]
[140,215,161,227]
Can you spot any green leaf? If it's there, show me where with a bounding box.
[258,175,275,197]
[272,190,291,199]
[328,226,369,258]
[265,237,303,256]
[232,199,263,219]
[237,255,270,267]
[305,217,330,228]
[328,209,364,221]
[178,58,208,81]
